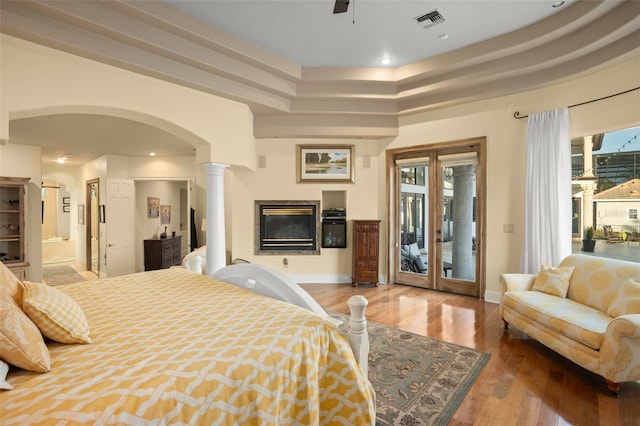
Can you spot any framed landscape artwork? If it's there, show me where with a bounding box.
[296,144,355,183]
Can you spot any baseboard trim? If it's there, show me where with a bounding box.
[291,274,353,284]
[291,274,501,304]
[484,290,501,304]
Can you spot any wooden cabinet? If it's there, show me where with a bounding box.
[144,236,182,271]
[0,177,30,280]
[352,220,380,287]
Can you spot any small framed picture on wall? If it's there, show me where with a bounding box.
[160,205,171,224]
[148,197,160,218]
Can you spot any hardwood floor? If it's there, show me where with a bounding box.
[300,282,640,426]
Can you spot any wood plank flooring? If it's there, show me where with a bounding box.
[300,282,640,426]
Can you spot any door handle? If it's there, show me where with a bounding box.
[107,243,114,247]
[436,238,443,243]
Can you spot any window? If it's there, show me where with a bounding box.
[572,125,639,262]
[401,167,425,185]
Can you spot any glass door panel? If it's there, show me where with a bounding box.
[396,161,431,288]
[436,157,479,296]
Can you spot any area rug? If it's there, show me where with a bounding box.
[332,312,490,426]
[42,265,86,286]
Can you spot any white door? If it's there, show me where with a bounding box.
[105,178,135,277]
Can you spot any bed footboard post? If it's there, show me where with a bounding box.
[348,295,369,377]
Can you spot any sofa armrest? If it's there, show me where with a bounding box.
[600,314,640,383]
[499,273,537,292]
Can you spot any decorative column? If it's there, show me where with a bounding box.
[581,136,595,236]
[202,162,229,276]
[451,165,475,280]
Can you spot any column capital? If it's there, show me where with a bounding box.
[201,162,229,173]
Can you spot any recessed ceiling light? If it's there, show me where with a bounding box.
[552,1,565,7]
[56,156,68,164]
[379,57,393,66]
[149,152,156,156]
[438,33,449,40]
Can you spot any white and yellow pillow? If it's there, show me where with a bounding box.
[607,279,640,317]
[22,281,92,344]
[531,265,575,298]
[0,261,24,306]
[0,284,51,373]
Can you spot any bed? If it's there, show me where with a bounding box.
[0,264,376,425]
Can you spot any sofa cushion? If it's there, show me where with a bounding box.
[531,265,574,298]
[606,279,640,317]
[560,255,640,313]
[503,291,611,350]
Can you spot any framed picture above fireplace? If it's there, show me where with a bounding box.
[296,144,355,183]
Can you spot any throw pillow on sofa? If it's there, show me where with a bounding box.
[531,265,575,298]
[607,279,640,317]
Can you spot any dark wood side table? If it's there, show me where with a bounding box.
[144,236,182,271]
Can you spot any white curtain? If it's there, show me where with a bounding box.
[521,108,572,273]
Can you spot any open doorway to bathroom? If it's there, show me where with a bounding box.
[40,179,95,286]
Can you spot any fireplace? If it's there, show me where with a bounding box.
[255,201,320,255]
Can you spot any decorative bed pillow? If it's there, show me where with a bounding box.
[607,279,640,317]
[531,265,575,298]
[22,281,92,344]
[0,285,51,373]
[0,261,25,306]
[0,360,13,390]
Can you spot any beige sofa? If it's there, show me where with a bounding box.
[500,254,640,394]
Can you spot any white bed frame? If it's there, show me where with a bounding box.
[183,261,370,375]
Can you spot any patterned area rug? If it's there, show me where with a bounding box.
[332,312,490,426]
[42,265,87,286]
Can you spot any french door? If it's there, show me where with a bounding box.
[387,138,486,297]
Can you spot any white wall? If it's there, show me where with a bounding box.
[1,35,256,169]
[229,139,382,282]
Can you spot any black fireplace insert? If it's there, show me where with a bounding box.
[255,201,320,255]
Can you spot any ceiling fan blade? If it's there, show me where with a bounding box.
[333,0,349,14]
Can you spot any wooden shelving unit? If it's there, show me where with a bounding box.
[0,177,30,280]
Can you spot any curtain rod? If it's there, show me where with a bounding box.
[513,86,640,119]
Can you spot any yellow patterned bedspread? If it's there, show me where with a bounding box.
[1,268,375,425]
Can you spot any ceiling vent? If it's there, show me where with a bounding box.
[414,10,445,29]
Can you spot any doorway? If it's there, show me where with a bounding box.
[387,138,486,298]
[86,179,99,275]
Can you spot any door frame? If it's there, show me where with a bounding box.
[85,178,99,274]
[386,137,487,298]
